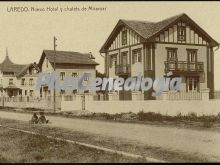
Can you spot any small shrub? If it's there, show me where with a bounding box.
[187,112,198,121]
[137,111,163,121]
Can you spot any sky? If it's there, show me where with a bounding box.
[0,2,220,89]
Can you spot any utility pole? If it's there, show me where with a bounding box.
[53,36,57,113]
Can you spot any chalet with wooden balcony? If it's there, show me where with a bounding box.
[100,13,219,100]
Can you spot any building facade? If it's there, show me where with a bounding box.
[100,13,219,100]
[38,50,99,98]
[0,54,40,98]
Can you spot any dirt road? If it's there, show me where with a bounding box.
[0,111,220,161]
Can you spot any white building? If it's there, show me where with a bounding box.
[0,53,40,98]
[38,50,99,97]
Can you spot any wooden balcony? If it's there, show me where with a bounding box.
[164,61,204,73]
[115,64,131,75]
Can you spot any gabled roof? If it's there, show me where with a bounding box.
[38,50,99,68]
[100,13,219,53]
[0,55,27,75]
[16,63,40,78]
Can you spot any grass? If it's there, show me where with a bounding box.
[0,126,144,163]
[0,118,210,163]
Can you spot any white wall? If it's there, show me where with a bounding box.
[61,99,220,116]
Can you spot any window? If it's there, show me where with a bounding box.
[187,77,199,91]
[167,48,178,61]
[25,90,27,96]
[110,54,117,68]
[187,49,197,71]
[177,22,186,41]
[30,90,34,97]
[84,76,89,81]
[29,78,34,86]
[21,78,25,85]
[72,72,78,77]
[60,89,65,95]
[187,49,197,62]
[9,79,13,85]
[60,72,65,80]
[121,52,128,65]
[122,30,127,45]
[132,49,142,64]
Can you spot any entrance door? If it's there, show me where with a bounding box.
[8,90,13,97]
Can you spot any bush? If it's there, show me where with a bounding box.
[137,111,163,121]
[186,112,198,121]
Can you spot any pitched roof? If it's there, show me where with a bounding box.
[16,63,40,78]
[0,55,27,75]
[100,13,219,53]
[39,50,99,67]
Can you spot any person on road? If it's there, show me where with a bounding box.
[30,113,38,124]
[38,112,49,124]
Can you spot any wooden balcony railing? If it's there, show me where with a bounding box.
[115,64,131,75]
[164,61,204,73]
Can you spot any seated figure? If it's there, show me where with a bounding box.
[30,113,38,124]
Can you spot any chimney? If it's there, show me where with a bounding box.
[89,52,95,59]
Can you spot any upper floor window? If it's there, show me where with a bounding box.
[60,72,65,80]
[84,76,89,81]
[29,78,34,86]
[122,30,127,45]
[132,49,142,64]
[166,48,178,61]
[110,54,117,68]
[121,52,128,65]
[72,72,78,77]
[9,79,13,85]
[21,78,25,85]
[187,49,197,62]
[177,22,186,41]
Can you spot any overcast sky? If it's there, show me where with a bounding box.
[0,2,220,89]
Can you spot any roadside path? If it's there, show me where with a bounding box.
[0,111,220,161]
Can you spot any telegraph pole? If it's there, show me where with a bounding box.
[53,36,57,113]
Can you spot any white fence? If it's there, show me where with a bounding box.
[156,91,204,100]
[0,96,62,110]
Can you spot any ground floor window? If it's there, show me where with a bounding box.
[18,89,22,95]
[187,77,199,92]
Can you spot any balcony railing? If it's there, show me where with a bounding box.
[164,61,204,73]
[115,64,131,75]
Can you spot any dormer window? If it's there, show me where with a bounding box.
[177,22,186,41]
[122,30,127,45]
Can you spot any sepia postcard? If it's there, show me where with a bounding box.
[0,1,220,163]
